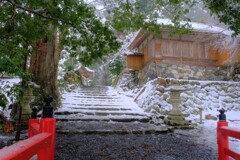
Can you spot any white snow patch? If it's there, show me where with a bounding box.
[85,67,94,73]
[188,111,240,153]
[0,78,21,119]
[156,18,233,36]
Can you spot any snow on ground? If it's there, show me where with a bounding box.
[0,78,20,119]
[107,87,146,113]
[188,111,240,153]
[116,77,240,153]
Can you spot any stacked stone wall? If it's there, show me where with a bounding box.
[139,62,235,85]
[136,78,240,115]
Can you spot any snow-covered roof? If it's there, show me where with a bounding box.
[127,19,233,50]
[156,19,232,36]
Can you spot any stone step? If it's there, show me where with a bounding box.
[56,121,168,134]
[73,92,109,94]
[56,116,151,123]
[68,96,122,99]
[69,94,118,97]
[55,110,148,116]
[57,86,160,134]
[63,107,132,111]
[62,102,125,106]
[74,89,109,92]
[62,104,127,108]
[62,98,123,102]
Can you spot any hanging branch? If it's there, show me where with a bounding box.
[5,0,73,25]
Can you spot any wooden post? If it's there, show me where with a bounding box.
[199,107,203,124]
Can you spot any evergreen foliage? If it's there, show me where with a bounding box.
[109,55,124,76]
[107,0,240,36]
[0,0,121,77]
[202,0,240,36]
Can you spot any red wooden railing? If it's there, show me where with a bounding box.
[217,109,240,160]
[0,117,56,160]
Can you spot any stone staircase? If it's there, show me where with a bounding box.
[55,86,168,134]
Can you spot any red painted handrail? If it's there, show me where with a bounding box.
[0,118,56,160]
[217,121,240,160]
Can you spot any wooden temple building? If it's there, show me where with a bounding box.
[125,20,240,81]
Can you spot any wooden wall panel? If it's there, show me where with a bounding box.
[217,50,230,66]
[127,55,144,70]
[143,46,148,64]
[208,47,218,60]
[147,43,155,61]
[155,42,161,52]
[238,51,240,63]
[159,39,206,59]
[154,39,162,58]
[158,56,216,67]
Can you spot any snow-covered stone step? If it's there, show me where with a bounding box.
[61,107,132,111]
[62,103,127,107]
[62,98,123,102]
[73,89,109,93]
[55,110,148,116]
[65,96,122,100]
[62,104,127,108]
[68,94,118,97]
[56,121,168,134]
[55,115,151,123]
[56,106,146,112]
[55,86,165,133]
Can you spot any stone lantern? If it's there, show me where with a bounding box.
[164,85,194,129]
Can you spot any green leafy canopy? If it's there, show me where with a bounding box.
[109,0,239,36]
[0,0,121,76]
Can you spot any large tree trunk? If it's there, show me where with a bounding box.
[30,27,61,107]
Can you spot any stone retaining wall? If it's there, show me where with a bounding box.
[139,62,233,85]
[136,78,240,115]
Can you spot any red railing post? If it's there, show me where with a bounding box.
[217,109,229,160]
[38,118,56,160]
[28,119,39,138]
[38,95,55,160]
[0,96,56,160]
[217,121,229,160]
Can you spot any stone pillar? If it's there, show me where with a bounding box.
[164,86,193,129]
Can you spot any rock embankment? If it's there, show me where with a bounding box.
[136,78,240,115]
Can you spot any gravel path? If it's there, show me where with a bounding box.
[0,129,218,160]
[55,131,217,160]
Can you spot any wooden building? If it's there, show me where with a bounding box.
[126,23,240,71]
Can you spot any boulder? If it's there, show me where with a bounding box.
[205,114,217,120]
